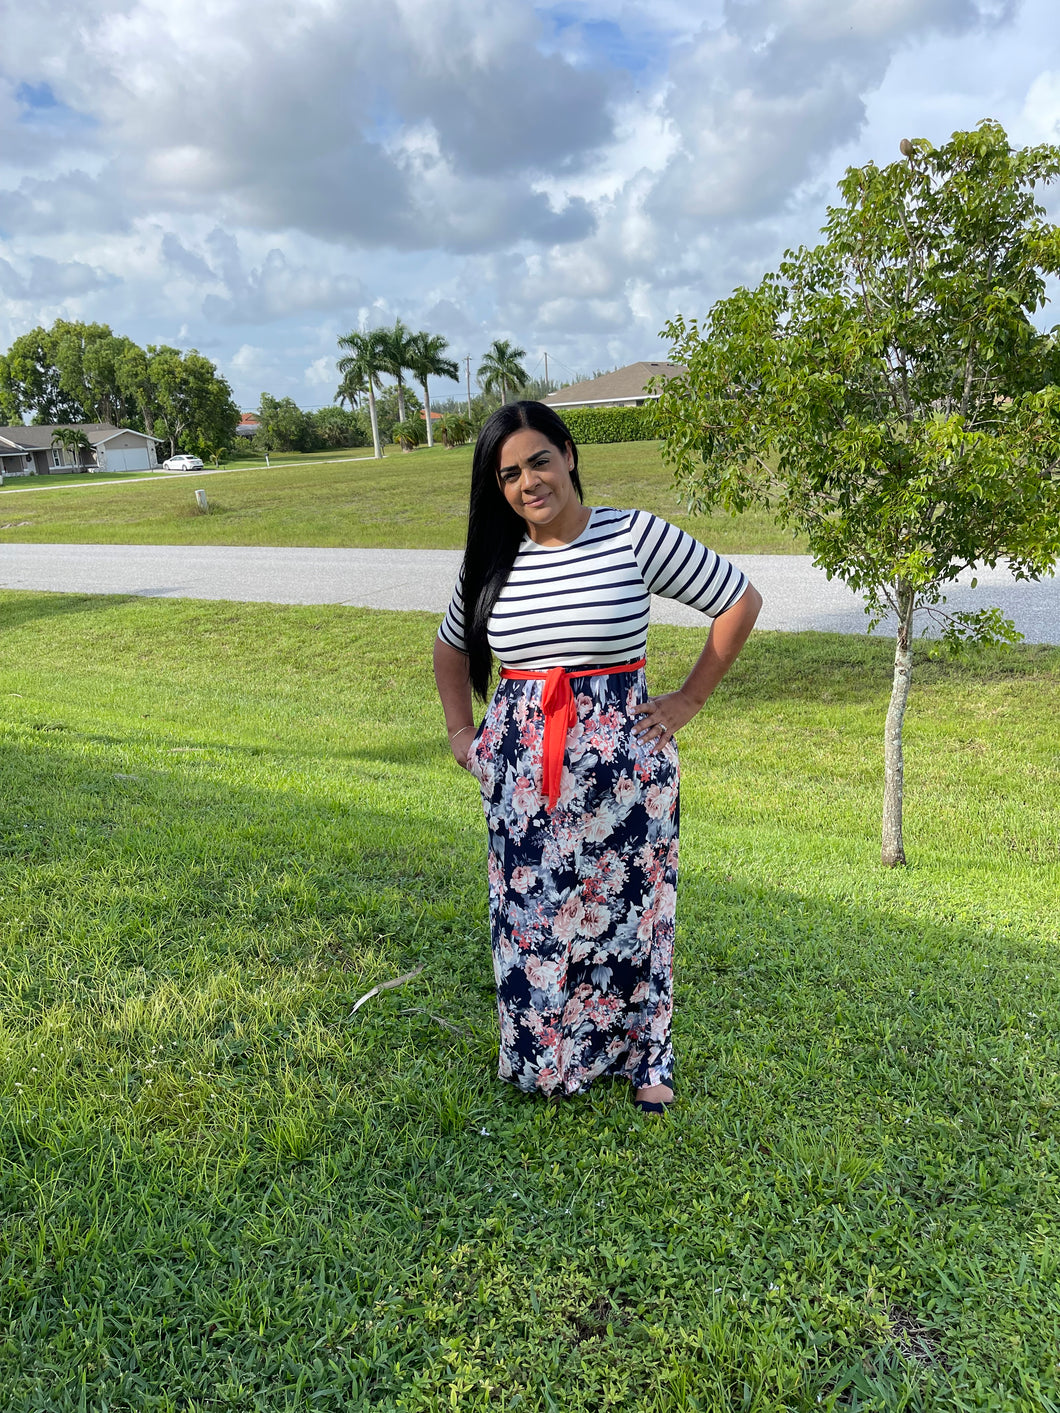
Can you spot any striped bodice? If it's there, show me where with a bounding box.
[438,507,748,669]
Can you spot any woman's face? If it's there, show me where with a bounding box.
[496,427,583,545]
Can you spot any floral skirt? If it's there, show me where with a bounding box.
[467,665,678,1097]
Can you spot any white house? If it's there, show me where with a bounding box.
[0,424,162,478]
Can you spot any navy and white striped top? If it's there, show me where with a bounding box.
[438,507,748,669]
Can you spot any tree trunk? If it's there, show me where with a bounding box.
[422,379,433,447]
[882,582,915,867]
[396,377,407,425]
[367,383,382,460]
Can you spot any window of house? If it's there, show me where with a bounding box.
[52,449,62,467]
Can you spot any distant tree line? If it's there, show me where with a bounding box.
[0,319,240,458]
[0,316,599,465]
[245,385,430,456]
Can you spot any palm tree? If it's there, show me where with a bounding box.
[477,339,529,406]
[336,328,387,459]
[391,418,425,452]
[407,332,459,448]
[51,427,94,472]
[334,366,368,410]
[376,319,417,427]
[437,413,472,448]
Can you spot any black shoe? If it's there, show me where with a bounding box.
[633,1076,674,1114]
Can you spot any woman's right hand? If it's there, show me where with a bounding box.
[448,725,476,770]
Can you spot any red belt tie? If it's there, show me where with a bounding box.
[500,659,646,812]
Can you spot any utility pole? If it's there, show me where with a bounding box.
[465,356,473,420]
[543,351,549,391]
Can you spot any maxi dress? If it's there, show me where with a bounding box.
[440,507,747,1097]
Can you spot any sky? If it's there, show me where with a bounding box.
[2,0,1059,414]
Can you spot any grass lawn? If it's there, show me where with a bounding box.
[0,470,170,492]
[1,593,1058,1409]
[0,442,801,554]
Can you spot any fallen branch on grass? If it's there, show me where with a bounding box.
[398,1007,470,1038]
[349,965,425,1015]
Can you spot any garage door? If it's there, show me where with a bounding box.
[105,448,152,472]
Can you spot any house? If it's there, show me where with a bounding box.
[235,413,261,438]
[542,361,685,410]
[0,424,162,478]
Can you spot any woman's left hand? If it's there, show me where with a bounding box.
[630,689,700,752]
[629,584,762,755]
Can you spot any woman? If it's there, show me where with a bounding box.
[434,401,761,1112]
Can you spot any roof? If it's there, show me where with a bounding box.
[0,423,161,449]
[542,362,685,409]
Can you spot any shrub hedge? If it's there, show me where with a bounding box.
[557,404,657,444]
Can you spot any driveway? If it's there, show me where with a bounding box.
[1,543,1057,643]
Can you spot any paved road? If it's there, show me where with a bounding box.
[1,543,1057,643]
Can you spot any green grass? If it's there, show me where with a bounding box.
[0,594,1058,1410]
[0,442,801,554]
[0,470,168,491]
[0,590,1057,1407]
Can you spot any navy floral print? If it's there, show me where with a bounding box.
[467,666,678,1097]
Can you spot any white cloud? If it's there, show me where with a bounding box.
[1023,71,1060,142]
[0,0,1057,408]
[230,345,267,375]
[303,355,334,388]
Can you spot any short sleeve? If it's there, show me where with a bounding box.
[628,510,747,617]
[438,566,469,654]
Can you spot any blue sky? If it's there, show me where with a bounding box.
[1,0,1059,413]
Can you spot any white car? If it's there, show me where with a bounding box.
[161,453,205,472]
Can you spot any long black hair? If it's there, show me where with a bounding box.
[463,400,583,699]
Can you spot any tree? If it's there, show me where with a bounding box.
[0,320,143,427]
[334,365,368,410]
[311,404,369,449]
[436,412,472,448]
[372,384,421,447]
[50,427,94,471]
[654,121,1060,867]
[114,342,159,436]
[51,323,141,426]
[392,418,426,451]
[2,324,81,423]
[407,331,459,448]
[146,346,239,458]
[376,319,417,428]
[337,328,388,459]
[78,331,144,426]
[256,393,313,452]
[477,338,529,405]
